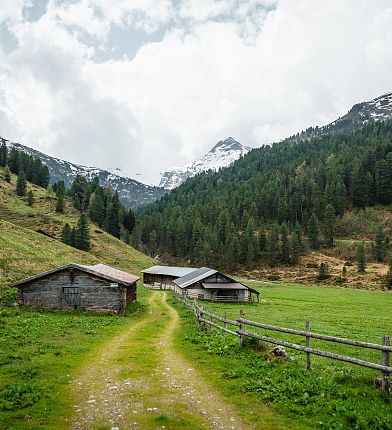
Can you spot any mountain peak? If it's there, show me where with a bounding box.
[159,138,251,190]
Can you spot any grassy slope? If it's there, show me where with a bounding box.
[0,167,154,284]
[173,283,392,429]
[0,169,155,428]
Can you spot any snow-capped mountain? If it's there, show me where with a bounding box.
[159,137,252,190]
[298,92,392,139]
[3,139,165,209]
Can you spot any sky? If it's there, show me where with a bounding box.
[0,0,392,185]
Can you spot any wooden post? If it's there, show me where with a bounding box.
[200,305,205,331]
[382,336,390,394]
[239,309,244,347]
[306,320,311,370]
[223,310,227,338]
[208,308,214,335]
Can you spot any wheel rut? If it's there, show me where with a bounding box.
[69,292,253,430]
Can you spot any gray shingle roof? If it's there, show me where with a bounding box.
[174,267,217,288]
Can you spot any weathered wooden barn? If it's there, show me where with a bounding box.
[173,267,259,302]
[142,265,197,290]
[12,263,140,313]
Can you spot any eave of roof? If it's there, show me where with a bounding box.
[174,267,217,288]
[12,263,140,288]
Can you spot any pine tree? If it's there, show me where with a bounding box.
[342,265,347,279]
[324,204,335,247]
[308,212,319,249]
[385,259,392,290]
[318,263,330,280]
[258,224,266,252]
[56,190,65,212]
[279,222,290,264]
[89,192,105,226]
[61,223,73,246]
[105,193,121,238]
[74,213,90,251]
[123,208,136,234]
[267,223,280,267]
[372,224,389,262]
[27,190,34,206]
[356,241,366,273]
[4,166,11,183]
[8,148,19,174]
[290,228,302,265]
[40,165,50,188]
[0,141,7,166]
[16,170,27,196]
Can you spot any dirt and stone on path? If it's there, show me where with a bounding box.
[69,292,254,430]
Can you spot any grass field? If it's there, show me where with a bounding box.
[173,282,392,430]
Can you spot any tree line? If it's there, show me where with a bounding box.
[134,121,392,270]
[0,141,50,189]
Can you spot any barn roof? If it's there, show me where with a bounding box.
[174,267,217,288]
[12,263,140,288]
[141,265,197,278]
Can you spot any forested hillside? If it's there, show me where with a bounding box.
[134,121,392,272]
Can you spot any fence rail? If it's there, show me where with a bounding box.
[173,291,391,394]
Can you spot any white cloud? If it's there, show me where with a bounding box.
[1,0,392,185]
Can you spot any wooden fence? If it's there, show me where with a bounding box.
[173,291,391,394]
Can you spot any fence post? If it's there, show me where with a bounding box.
[239,309,244,347]
[382,336,390,394]
[306,320,311,370]
[223,310,227,338]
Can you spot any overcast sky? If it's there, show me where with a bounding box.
[0,0,392,185]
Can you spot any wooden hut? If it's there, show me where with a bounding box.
[173,267,259,302]
[142,265,197,290]
[12,263,139,313]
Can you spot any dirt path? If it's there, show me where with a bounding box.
[69,292,253,430]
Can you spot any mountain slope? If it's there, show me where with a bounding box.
[298,92,392,139]
[159,137,251,189]
[0,167,154,287]
[2,139,165,209]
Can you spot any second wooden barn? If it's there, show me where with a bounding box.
[173,267,259,302]
[12,263,139,313]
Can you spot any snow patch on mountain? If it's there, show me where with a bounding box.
[160,137,252,190]
[3,139,165,208]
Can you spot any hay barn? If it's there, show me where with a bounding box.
[12,263,139,313]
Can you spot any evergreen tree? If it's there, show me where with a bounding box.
[40,165,50,188]
[4,165,11,183]
[27,190,34,206]
[279,222,290,264]
[123,208,136,234]
[105,193,121,238]
[8,148,19,173]
[318,263,330,280]
[372,225,389,262]
[267,223,280,266]
[258,224,266,252]
[0,141,7,166]
[356,241,366,273]
[308,212,319,249]
[74,213,90,251]
[342,265,347,279]
[56,190,65,212]
[89,192,105,226]
[61,223,73,246]
[324,204,336,247]
[70,175,90,211]
[290,228,302,265]
[16,170,27,196]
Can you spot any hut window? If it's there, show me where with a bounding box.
[69,270,75,284]
[110,283,118,287]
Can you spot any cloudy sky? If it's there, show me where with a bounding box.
[0,0,392,185]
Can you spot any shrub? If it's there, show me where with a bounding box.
[317,263,330,280]
[0,287,18,307]
[0,383,40,411]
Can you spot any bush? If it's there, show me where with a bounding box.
[266,273,281,281]
[317,263,330,280]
